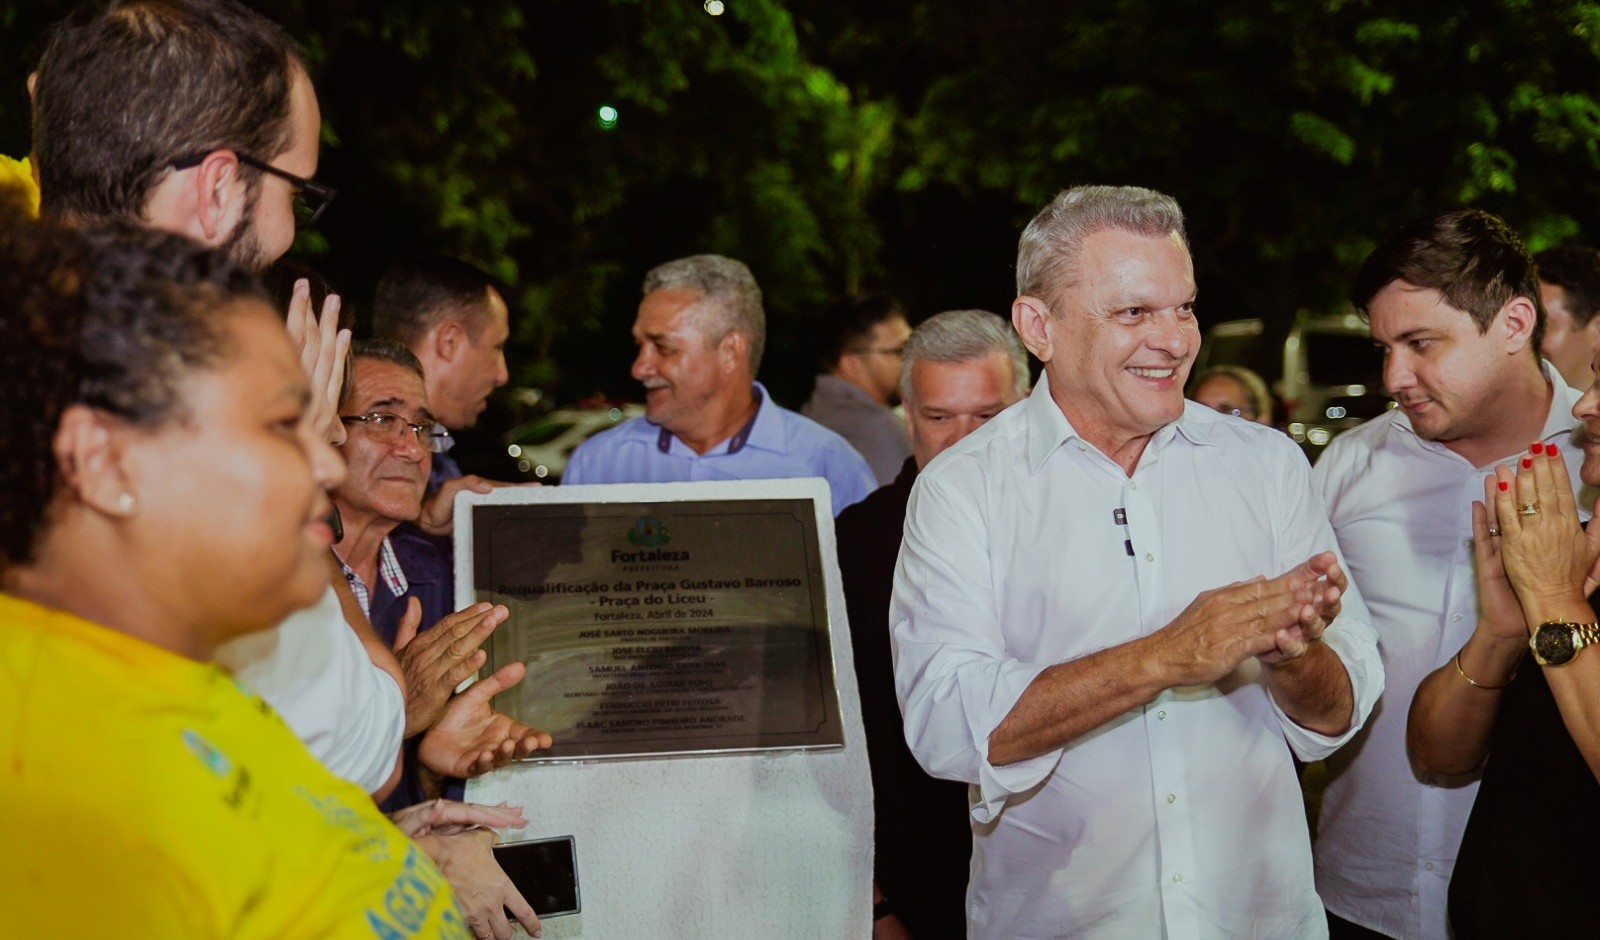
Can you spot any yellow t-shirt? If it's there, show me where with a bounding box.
[0,154,39,215]
[0,594,471,939]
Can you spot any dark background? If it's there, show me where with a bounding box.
[5,0,1600,417]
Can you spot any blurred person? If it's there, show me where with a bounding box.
[332,340,550,938]
[802,292,914,485]
[1535,245,1600,392]
[1190,363,1274,425]
[563,254,875,515]
[372,255,512,503]
[0,202,475,937]
[890,185,1381,939]
[29,0,415,798]
[1312,208,1585,940]
[1408,400,1600,938]
[835,308,1028,939]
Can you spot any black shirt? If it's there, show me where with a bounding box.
[1448,618,1600,939]
[835,457,970,937]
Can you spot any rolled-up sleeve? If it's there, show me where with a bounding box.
[1268,438,1384,760]
[890,465,1059,822]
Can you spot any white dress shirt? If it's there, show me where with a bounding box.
[1312,366,1585,940]
[891,374,1384,940]
[216,586,405,794]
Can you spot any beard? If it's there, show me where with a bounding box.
[218,184,268,273]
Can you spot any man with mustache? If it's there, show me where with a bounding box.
[563,254,875,516]
[1312,207,1587,940]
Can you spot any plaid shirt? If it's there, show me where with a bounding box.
[336,537,409,618]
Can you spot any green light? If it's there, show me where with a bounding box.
[598,105,619,129]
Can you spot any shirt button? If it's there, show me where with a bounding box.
[1145,552,1155,562]
[1451,613,1463,622]
[1129,481,1139,491]
[1424,862,1435,872]
[1172,873,1184,884]
[1156,710,1167,720]
[1167,793,1176,804]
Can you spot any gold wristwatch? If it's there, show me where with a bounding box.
[1529,620,1600,666]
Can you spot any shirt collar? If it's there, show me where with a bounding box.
[335,536,409,618]
[655,382,781,456]
[1025,371,1205,474]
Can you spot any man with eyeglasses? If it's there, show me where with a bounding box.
[27,0,414,794]
[329,339,549,938]
[802,293,916,486]
[32,0,331,274]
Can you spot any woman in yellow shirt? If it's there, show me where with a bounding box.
[0,198,476,938]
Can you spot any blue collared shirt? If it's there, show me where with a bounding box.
[562,382,876,515]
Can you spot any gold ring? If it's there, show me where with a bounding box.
[1519,502,1540,516]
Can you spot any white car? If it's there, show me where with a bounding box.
[505,405,644,481]
[1196,313,1391,454]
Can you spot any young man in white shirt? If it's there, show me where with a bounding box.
[1313,207,1586,940]
[890,184,1383,940]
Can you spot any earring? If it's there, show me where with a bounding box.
[115,492,137,515]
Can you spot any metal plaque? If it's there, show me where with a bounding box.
[468,493,844,759]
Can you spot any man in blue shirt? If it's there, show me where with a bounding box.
[563,254,875,515]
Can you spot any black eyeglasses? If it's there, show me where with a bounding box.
[169,151,336,229]
[339,412,452,454]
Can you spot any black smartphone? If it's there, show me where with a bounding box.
[494,835,580,918]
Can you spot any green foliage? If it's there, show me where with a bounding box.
[2,0,1600,408]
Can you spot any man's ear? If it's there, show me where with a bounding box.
[719,331,749,375]
[1500,295,1539,356]
[434,319,467,364]
[52,405,137,518]
[1012,295,1055,363]
[189,150,245,244]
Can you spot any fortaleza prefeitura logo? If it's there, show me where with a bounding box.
[627,517,670,547]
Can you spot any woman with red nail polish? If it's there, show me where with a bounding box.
[1411,349,1600,939]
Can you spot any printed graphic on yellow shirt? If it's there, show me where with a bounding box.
[0,594,472,939]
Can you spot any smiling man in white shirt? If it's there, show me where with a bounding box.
[1312,208,1587,940]
[890,184,1384,940]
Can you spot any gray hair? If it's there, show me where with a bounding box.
[643,254,766,374]
[900,309,1030,403]
[1015,185,1189,306]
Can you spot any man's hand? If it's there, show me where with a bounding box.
[415,828,542,940]
[420,661,553,777]
[395,599,509,737]
[388,798,527,840]
[283,278,350,444]
[1151,569,1314,685]
[1259,551,1345,665]
[417,475,539,537]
